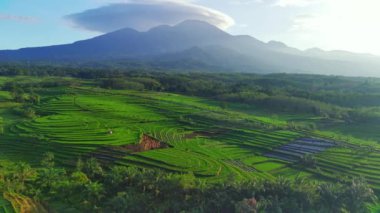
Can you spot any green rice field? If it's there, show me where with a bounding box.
[1,76,380,193]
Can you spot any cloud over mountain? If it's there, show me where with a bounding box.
[65,0,234,32]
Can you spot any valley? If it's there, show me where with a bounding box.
[0,73,379,212]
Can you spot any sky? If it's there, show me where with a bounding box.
[1,0,380,55]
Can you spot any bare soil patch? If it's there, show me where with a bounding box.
[124,134,170,152]
[88,134,170,163]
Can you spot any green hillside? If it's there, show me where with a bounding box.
[0,73,379,212]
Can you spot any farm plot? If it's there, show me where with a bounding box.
[3,80,374,185]
[1,92,182,164]
[10,94,175,146]
[315,148,380,191]
[265,138,336,162]
[120,148,258,180]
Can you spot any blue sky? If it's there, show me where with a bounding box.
[1,0,380,55]
[0,0,103,49]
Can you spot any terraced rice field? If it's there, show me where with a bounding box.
[1,77,380,190]
[315,148,380,190]
[265,138,336,162]
[0,85,299,179]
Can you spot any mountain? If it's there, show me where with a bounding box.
[1,20,380,76]
[0,20,230,61]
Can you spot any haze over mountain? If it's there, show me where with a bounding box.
[1,20,380,77]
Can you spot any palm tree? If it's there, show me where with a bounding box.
[13,162,34,192]
[318,183,343,213]
[343,178,377,212]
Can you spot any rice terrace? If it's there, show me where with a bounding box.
[3,0,380,211]
[1,73,380,212]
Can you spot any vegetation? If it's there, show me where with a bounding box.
[1,66,380,212]
[0,157,377,212]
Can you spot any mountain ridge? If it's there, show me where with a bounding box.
[1,20,380,76]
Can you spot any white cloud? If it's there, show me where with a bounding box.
[273,0,320,7]
[251,0,321,7]
[66,0,234,32]
[228,0,260,5]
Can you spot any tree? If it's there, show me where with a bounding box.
[41,152,55,168]
[235,198,258,213]
[10,86,25,103]
[0,116,4,134]
[299,154,317,168]
[318,183,344,213]
[83,158,104,179]
[29,93,40,105]
[84,182,104,210]
[12,162,35,192]
[343,178,377,212]
[76,158,84,172]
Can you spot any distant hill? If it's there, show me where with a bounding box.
[1,20,380,76]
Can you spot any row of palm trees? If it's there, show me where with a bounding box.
[0,153,377,212]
